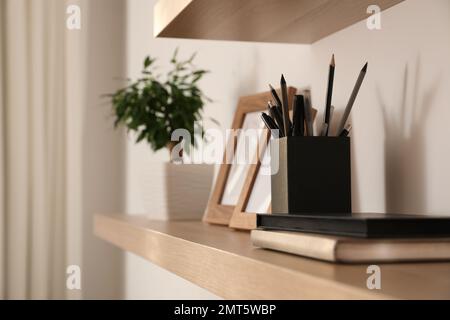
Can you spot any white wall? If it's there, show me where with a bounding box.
[309,0,450,215]
[124,0,450,299]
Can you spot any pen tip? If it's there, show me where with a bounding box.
[269,84,274,91]
[281,74,286,84]
[362,62,368,72]
[331,54,335,66]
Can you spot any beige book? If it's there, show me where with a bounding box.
[251,229,450,263]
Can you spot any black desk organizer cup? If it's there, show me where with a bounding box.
[271,136,351,215]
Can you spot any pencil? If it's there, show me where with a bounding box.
[320,123,329,136]
[339,124,352,137]
[329,105,335,127]
[303,91,314,136]
[280,74,291,136]
[337,62,368,134]
[268,101,285,136]
[261,113,280,139]
[323,54,335,136]
[269,84,283,109]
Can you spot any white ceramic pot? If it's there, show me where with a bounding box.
[140,162,214,220]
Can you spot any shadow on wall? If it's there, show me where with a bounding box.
[377,56,442,215]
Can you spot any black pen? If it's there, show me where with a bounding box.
[292,95,305,136]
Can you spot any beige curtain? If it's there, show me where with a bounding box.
[0,0,84,299]
[0,0,5,301]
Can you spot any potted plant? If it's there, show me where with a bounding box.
[110,49,214,219]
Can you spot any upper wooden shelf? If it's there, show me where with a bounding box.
[94,214,450,299]
[154,0,404,44]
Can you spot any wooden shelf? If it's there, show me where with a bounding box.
[154,0,404,44]
[94,214,450,299]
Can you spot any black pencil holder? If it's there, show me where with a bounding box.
[270,136,351,215]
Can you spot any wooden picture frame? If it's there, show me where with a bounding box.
[229,106,317,230]
[228,130,271,230]
[203,87,297,225]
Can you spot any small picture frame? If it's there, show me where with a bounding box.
[228,130,272,230]
[203,88,296,225]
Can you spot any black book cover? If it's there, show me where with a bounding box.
[257,213,450,238]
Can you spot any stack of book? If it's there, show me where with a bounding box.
[252,213,450,263]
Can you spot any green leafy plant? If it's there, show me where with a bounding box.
[110,49,210,157]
